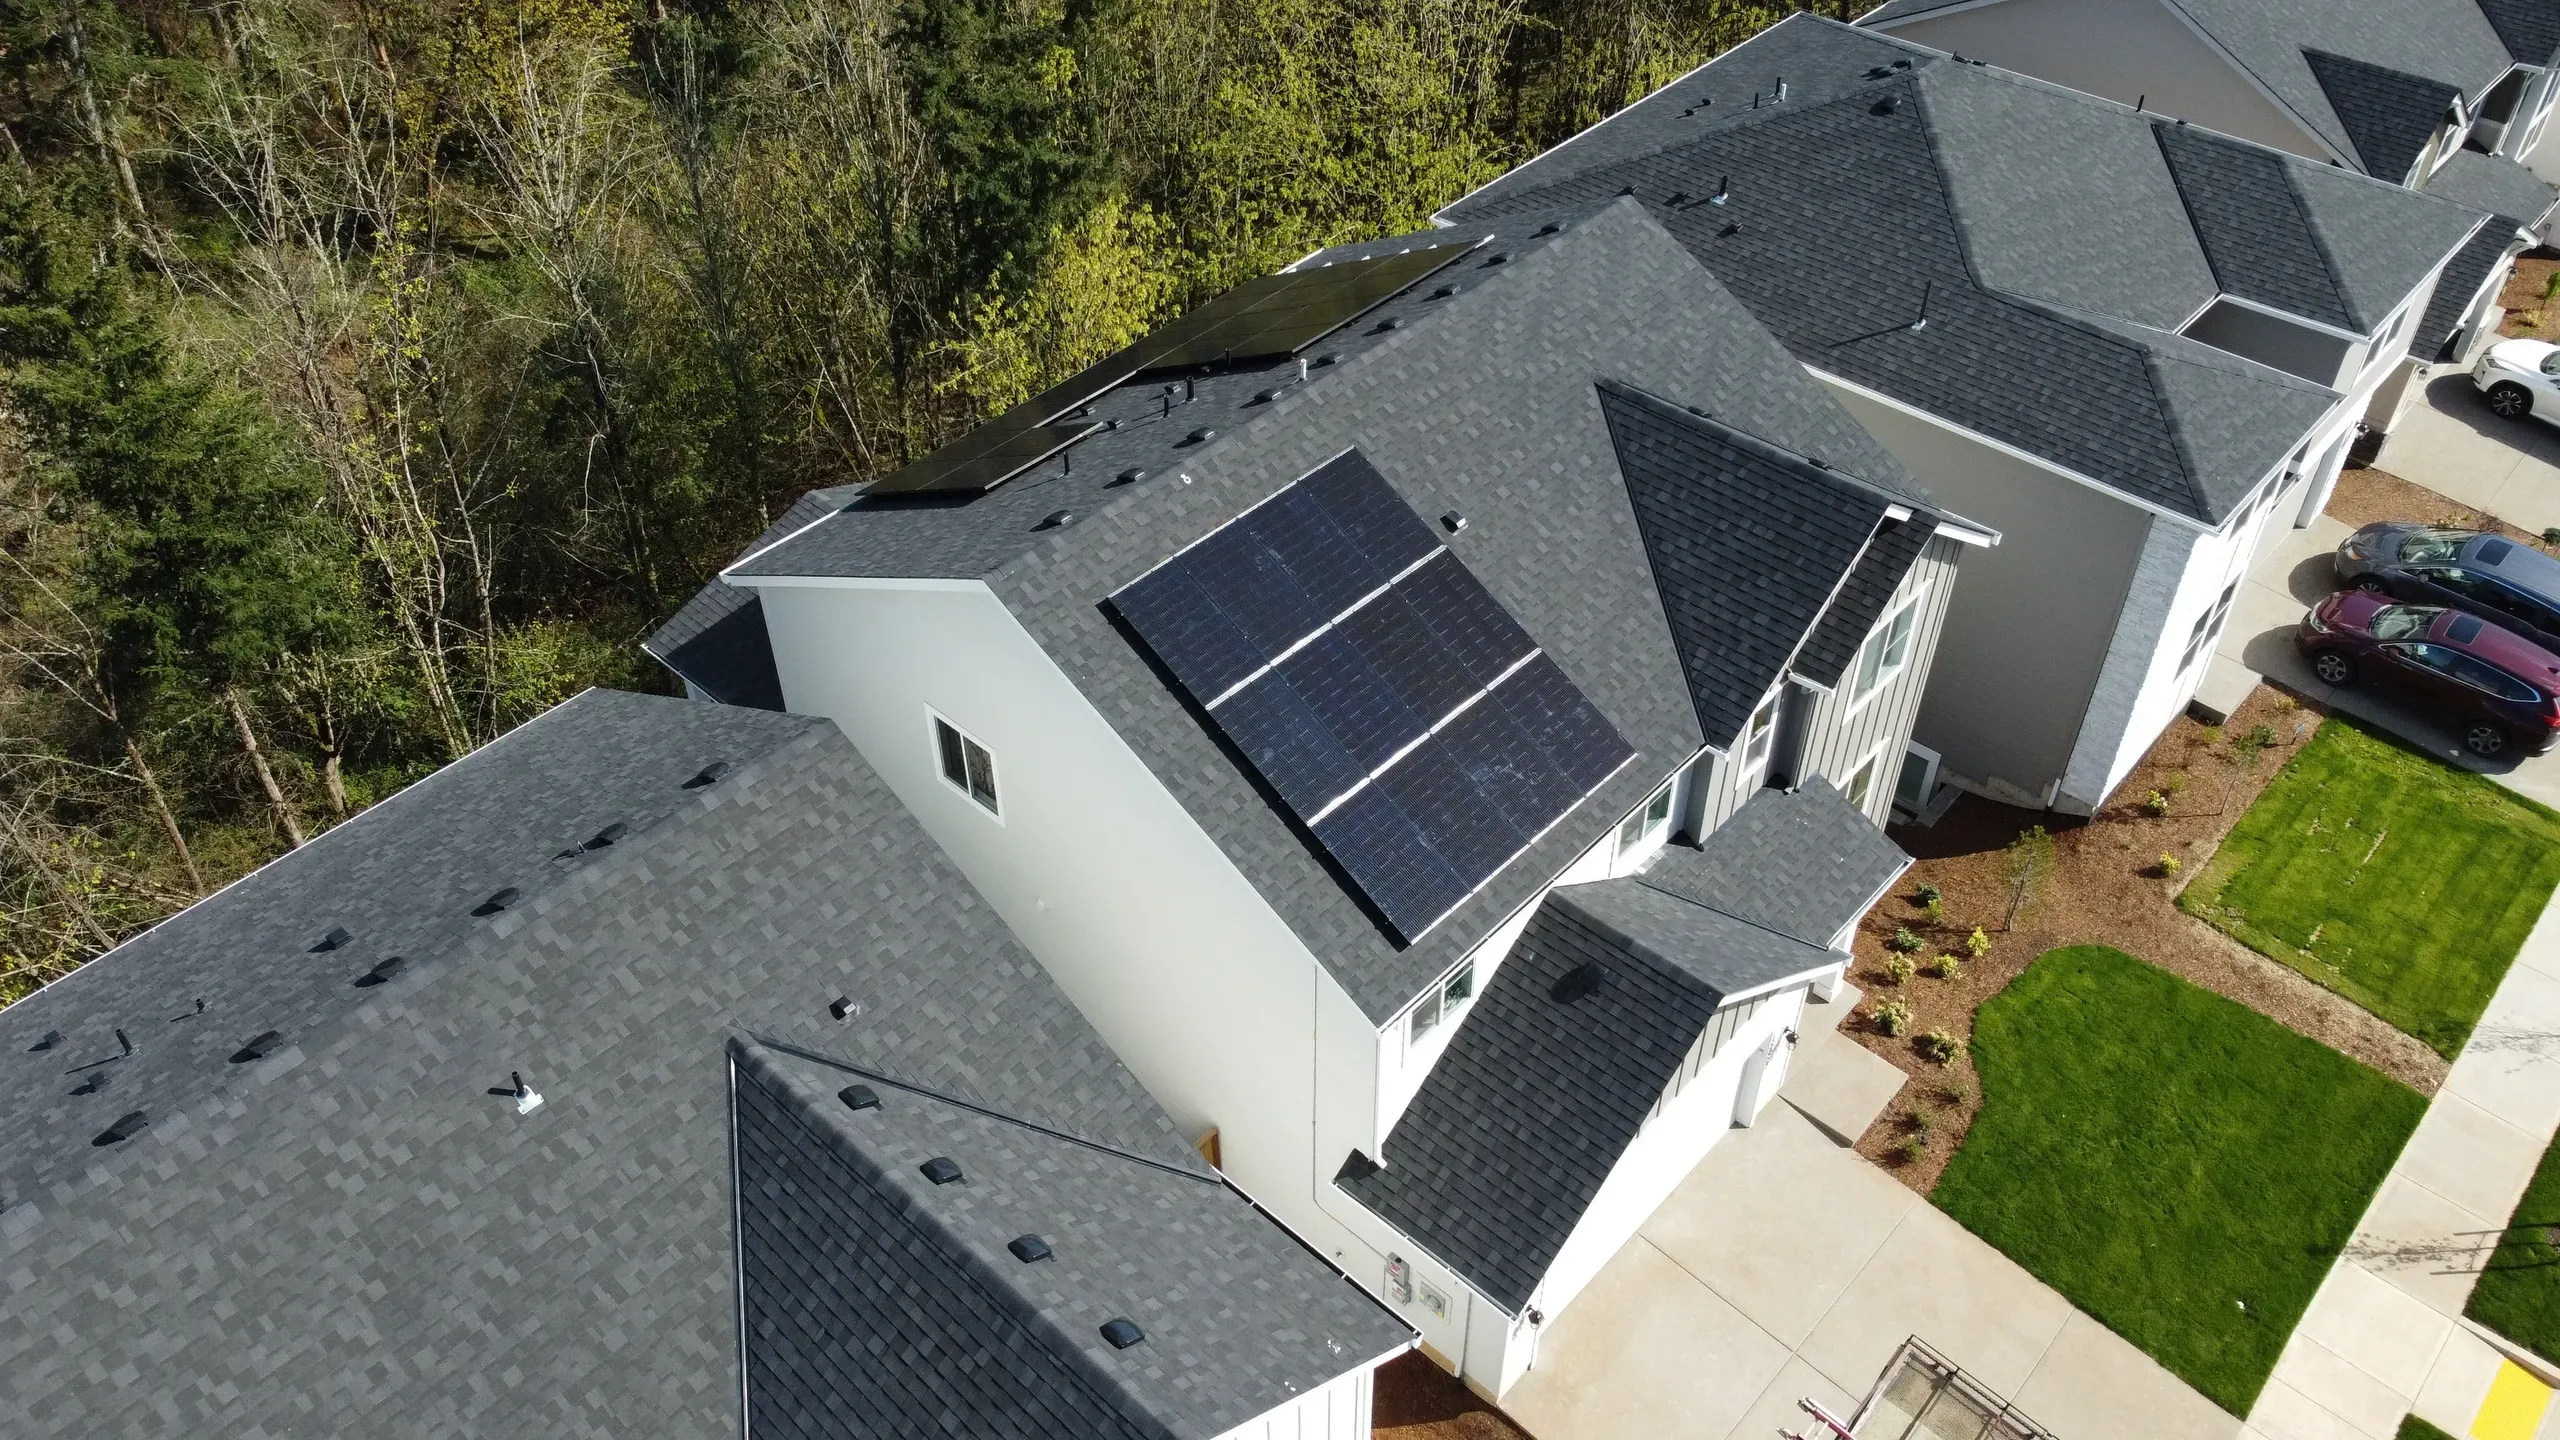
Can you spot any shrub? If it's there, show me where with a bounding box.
[1914,882,1943,906]
[1938,1079,1971,1106]
[1905,1108,1933,1138]
[1966,925,1992,960]
[1933,954,1963,981]
[2231,724,2280,768]
[1888,926,1925,954]
[2544,526,2560,548]
[2161,771,2188,796]
[1895,1135,1928,1165]
[1873,998,1915,1036]
[1885,953,1919,985]
[1920,897,1945,923]
[2157,852,2183,877]
[1918,1029,1966,1064]
[2143,789,2170,817]
[2002,826,2055,929]
[2271,694,2298,712]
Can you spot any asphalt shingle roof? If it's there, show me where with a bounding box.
[2303,49,2466,181]
[1598,381,1897,742]
[1637,780,1913,947]
[2425,146,2560,225]
[1445,15,2480,524]
[2413,219,2521,359]
[734,1042,1410,1440]
[1337,867,1841,1312]
[0,691,1382,1437]
[2154,120,2357,331]
[2474,0,2560,66]
[1797,515,1938,688]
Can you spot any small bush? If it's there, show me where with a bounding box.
[2543,525,2560,548]
[1873,998,1915,1037]
[1918,1029,1966,1064]
[1932,953,1963,981]
[2199,724,2223,746]
[1966,926,1992,960]
[2157,852,2183,877]
[1904,1108,1933,1138]
[1885,953,1919,985]
[1895,1135,1928,1165]
[2271,693,2298,712]
[1913,882,1943,906]
[2160,771,2188,796]
[2231,724,2280,768]
[1938,1080,1971,1106]
[1919,897,1945,923]
[2143,789,2170,817]
[1888,926,1925,954]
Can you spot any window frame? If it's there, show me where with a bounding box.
[1616,776,1677,859]
[929,711,1002,819]
[1849,588,1925,712]
[1406,959,1477,1047]
[1843,743,1886,813]
[2179,579,2241,677]
[1737,689,1781,783]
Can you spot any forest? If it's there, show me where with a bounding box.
[0,0,1823,999]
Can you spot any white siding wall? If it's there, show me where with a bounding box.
[1212,1354,1401,1440]
[1792,535,1966,824]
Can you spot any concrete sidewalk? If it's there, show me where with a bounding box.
[2246,896,2560,1440]
[2374,369,2560,541]
[1500,1035,2241,1440]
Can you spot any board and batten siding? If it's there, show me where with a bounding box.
[1792,534,1964,826]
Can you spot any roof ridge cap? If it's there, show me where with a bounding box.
[1623,868,1837,953]
[1543,885,1735,1001]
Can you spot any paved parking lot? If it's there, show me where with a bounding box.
[2376,370,2560,540]
[2211,510,2560,811]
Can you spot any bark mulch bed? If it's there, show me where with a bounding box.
[2330,463,2560,554]
[2498,252,2560,341]
[1372,1351,1539,1440]
[1845,685,2449,1195]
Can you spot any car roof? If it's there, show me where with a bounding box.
[2462,533,2560,597]
[2436,607,2560,681]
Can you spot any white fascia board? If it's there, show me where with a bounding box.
[1805,364,2213,532]
[722,572,990,593]
[1855,0,2019,29]
[1716,957,1853,1010]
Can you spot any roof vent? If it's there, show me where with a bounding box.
[1312,352,1340,367]
[1872,96,1898,115]
[1372,317,1402,333]
[1038,509,1075,530]
[1009,1234,1054,1263]
[1440,512,1467,535]
[1483,252,1510,266]
[683,761,732,789]
[488,1071,543,1114]
[1430,284,1458,299]
[1552,961,1611,1004]
[1099,1318,1146,1350]
[1617,184,1637,197]
[1865,65,1892,79]
[30,1029,61,1052]
[312,926,353,953]
[1111,467,1147,487]
[1183,427,1218,446]
[1534,222,1562,236]
[1894,58,1911,69]
[920,1157,963,1185]
[229,1030,283,1064]
[839,1084,880,1112]
[472,887,520,917]
[586,822,628,849]
[829,996,862,1021]
[355,955,406,987]
[1253,389,1282,404]
[92,1111,147,1147]
[71,1071,109,1096]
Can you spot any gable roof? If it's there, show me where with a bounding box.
[1445,15,2479,525]
[1599,381,1905,739]
[1337,799,1869,1311]
[2154,121,2357,330]
[673,197,1962,1025]
[2475,0,2560,66]
[2302,48,2466,180]
[733,1041,1409,1440]
[0,692,1388,1437]
[1637,779,1913,947]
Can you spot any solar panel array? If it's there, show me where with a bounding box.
[864,242,1476,498]
[1113,452,1633,943]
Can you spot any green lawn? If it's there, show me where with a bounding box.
[2467,1126,2560,1367]
[2179,716,2560,1058]
[1935,946,2426,1417]
[2398,1418,2456,1440]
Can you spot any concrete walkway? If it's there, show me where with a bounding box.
[2375,370,2560,541]
[2246,895,2560,1440]
[1501,1002,2242,1440]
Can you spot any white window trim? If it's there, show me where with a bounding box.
[1845,584,1928,718]
[927,709,1004,823]
[1736,687,1782,787]
[1841,740,1890,814]
[1404,958,1478,1050]
[1616,776,1678,863]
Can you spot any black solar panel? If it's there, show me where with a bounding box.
[862,420,1100,496]
[1142,243,1476,369]
[1111,449,1634,942]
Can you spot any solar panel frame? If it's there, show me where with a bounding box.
[1215,672,1369,816]
[1299,453,1441,579]
[1142,242,1476,369]
[1311,786,1472,941]
[1274,631,1429,772]
[1378,740,1531,887]
[1494,655,1638,795]
[1396,553,1538,686]
[1109,566,1265,702]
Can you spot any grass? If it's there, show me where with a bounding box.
[2398,1418,2456,1440]
[2467,1127,2560,1367]
[1934,946,2426,1417]
[2179,717,2560,1057]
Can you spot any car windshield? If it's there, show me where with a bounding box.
[2371,604,2440,641]
[2397,530,2467,564]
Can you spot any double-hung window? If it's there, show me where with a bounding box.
[933,715,1000,816]
[1853,596,1920,704]
[1407,961,1476,1045]
[1617,778,1676,857]
[1738,692,1780,781]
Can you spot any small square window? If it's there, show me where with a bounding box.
[1846,754,1879,811]
[1441,962,1474,1012]
[1854,598,1919,703]
[1410,961,1475,1045]
[933,717,999,815]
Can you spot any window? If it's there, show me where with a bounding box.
[1845,750,1881,811]
[1407,961,1476,1044]
[1739,692,1780,778]
[1853,596,1920,703]
[933,716,999,815]
[1617,778,1676,856]
[2450,653,2537,703]
[2179,580,2240,675]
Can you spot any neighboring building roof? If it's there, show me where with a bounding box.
[2409,152,2553,359]
[1598,381,1924,740]
[2475,0,2560,67]
[2154,121,2357,331]
[645,485,863,706]
[1441,17,2471,525]
[682,197,1952,1025]
[2425,146,2560,225]
[1638,780,1914,948]
[0,691,1386,1437]
[1337,861,1843,1312]
[733,1040,1409,1440]
[2303,49,2466,180]
[2412,220,2520,360]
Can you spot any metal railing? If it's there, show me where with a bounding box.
[1836,1336,2061,1440]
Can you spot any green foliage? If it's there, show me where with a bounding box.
[2001,825,2054,928]
[2156,852,2181,877]
[1937,946,2423,1416]
[1887,925,1924,954]
[2143,789,2170,817]
[2467,1117,2560,1366]
[2395,1420,2456,1440]
[1916,1028,1962,1064]
[2179,717,2560,1057]
[1913,881,1942,906]
[1871,997,1913,1037]
[1965,925,1991,959]
[1931,953,1961,981]
[1883,953,1917,985]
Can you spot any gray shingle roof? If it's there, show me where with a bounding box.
[2303,49,2466,181]
[1598,381,1899,742]
[2413,219,2521,359]
[1444,15,2480,524]
[733,1041,1410,1440]
[2425,147,2560,226]
[1797,515,1938,688]
[2475,0,2560,66]
[1337,873,1838,1312]
[2155,121,2356,331]
[0,691,1380,1437]
[1637,779,1912,947]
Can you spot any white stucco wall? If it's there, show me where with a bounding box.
[1873,0,2332,160]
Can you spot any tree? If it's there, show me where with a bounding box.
[2002,824,2056,930]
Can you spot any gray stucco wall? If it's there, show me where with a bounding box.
[1822,381,2152,806]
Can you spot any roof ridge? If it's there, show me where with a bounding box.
[1624,866,1844,955]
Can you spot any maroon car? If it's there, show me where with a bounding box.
[2298,591,2560,757]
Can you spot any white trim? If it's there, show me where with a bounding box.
[926,707,1004,823]
[1857,0,2018,28]
[1845,583,1928,717]
[1839,738,1892,814]
[1892,739,1943,813]
[1734,686,1784,787]
[725,572,990,592]
[2204,291,2367,343]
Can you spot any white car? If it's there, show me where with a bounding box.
[2472,338,2560,423]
